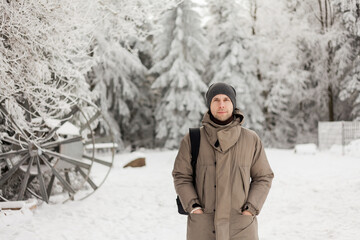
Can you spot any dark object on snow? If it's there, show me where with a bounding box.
[123,157,146,168]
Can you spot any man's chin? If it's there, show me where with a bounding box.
[215,116,229,121]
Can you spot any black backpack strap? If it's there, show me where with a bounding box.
[176,128,201,215]
[189,128,200,186]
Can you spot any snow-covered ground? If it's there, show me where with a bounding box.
[1,148,360,240]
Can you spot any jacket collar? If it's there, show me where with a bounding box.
[202,109,244,152]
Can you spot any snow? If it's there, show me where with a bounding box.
[0,199,37,229]
[329,139,360,158]
[1,148,360,240]
[345,139,360,158]
[0,199,37,210]
[294,143,317,154]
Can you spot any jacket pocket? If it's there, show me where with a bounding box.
[229,214,258,240]
[187,213,215,240]
[239,166,250,199]
[231,166,250,211]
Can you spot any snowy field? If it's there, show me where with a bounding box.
[1,148,360,240]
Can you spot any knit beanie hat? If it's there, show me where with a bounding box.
[205,82,236,110]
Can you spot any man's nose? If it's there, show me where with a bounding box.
[219,101,225,108]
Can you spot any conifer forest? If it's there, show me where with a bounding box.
[1,0,359,149]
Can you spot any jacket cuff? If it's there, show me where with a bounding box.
[243,202,258,216]
[186,199,201,213]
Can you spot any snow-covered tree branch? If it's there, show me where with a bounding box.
[0,0,94,133]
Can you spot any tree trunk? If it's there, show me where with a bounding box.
[249,0,262,82]
[328,85,334,121]
[324,0,328,30]
[318,0,324,31]
[250,0,257,35]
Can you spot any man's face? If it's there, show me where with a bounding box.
[210,94,233,121]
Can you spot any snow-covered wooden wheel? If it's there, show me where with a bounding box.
[0,100,115,203]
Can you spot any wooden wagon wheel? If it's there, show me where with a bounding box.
[0,99,115,203]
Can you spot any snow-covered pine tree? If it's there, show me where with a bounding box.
[265,0,359,145]
[206,0,264,133]
[292,0,359,127]
[150,0,208,149]
[336,1,360,120]
[122,34,157,149]
[303,1,343,125]
[89,38,146,149]
[255,0,303,147]
[86,0,178,149]
[251,0,316,146]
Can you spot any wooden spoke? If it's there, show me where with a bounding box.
[18,157,34,200]
[79,110,101,132]
[1,136,29,147]
[76,167,98,190]
[43,149,91,170]
[0,149,28,159]
[65,171,71,185]
[41,105,79,142]
[47,174,55,197]
[26,187,44,200]
[41,136,82,149]
[39,155,76,194]
[84,136,112,145]
[0,153,29,187]
[82,155,112,168]
[36,156,49,203]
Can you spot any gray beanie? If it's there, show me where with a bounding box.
[206,82,236,110]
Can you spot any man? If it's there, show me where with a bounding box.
[172,82,274,240]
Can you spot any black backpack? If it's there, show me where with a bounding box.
[176,128,200,215]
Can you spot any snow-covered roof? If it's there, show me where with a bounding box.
[45,119,80,136]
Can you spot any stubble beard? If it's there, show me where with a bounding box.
[214,112,232,121]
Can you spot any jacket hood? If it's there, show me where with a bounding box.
[201,108,245,152]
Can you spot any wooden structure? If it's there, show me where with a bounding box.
[0,100,115,203]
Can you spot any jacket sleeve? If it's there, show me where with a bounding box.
[246,134,274,215]
[172,134,201,213]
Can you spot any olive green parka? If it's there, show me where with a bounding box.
[172,109,274,240]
